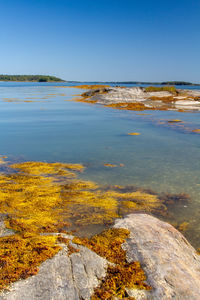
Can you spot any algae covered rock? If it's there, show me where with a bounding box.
[114,213,200,300]
[1,214,200,299]
[0,239,108,300]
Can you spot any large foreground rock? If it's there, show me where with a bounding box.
[1,214,200,299]
[114,214,200,300]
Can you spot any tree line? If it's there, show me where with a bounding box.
[0,75,64,82]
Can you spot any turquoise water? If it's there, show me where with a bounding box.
[0,82,200,246]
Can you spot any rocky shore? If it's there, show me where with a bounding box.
[1,214,200,300]
[78,86,200,112]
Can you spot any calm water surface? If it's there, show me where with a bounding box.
[0,82,200,246]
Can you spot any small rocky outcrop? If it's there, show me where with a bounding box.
[81,86,200,111]
[114,214,200,300]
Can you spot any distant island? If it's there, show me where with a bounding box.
[0,75,64,82]
[160,81,199,86]
[68,81,199,86]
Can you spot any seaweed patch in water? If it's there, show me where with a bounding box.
[192,129,200,134]
[104,163,117,167]
[11,161,84,176]
[178,222,189,232]
[167,119,183,123]
[0,159,178,291]
[127,132,141,136]
[160,193,191,206]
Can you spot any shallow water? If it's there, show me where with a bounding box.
[0,82,200,247]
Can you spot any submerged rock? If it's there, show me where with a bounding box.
[114,213,200,300]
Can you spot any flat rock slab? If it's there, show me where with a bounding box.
[114,214,200,300]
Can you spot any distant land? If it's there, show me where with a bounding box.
[0,75,64,82]
[68,81,200,86]
[0,76,199,86]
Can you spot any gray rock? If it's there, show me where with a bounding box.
[0,221,5,236]
[0,219,14,237]
[0,241,108,300]
[114,213,200,300]
[125,288,152,300]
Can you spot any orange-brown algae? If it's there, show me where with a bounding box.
[148,96,176,103]
[73,228,151,299]
[104,163,117,168]
[105,102,152,111]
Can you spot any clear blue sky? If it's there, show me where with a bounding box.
[0,0,199,82]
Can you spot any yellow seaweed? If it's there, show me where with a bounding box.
[127,132,141,136]
[104,163,117,167]
[145,86,177,93]
[167,119,183,123]
[0,234,61,291]
[192,129,200,133]
[10,161,84,176]
[0,159,166,291]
